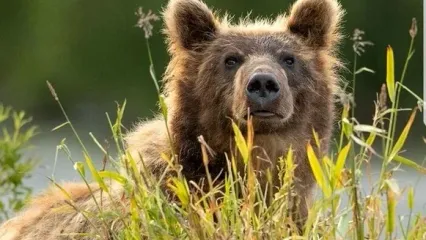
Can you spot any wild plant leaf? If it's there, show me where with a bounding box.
[167,178,189,208]
[159,94,168,121]
[334,142,351,188]
[307,143,330,197]
[119,99,127,120]
[98,171,127,185]
[125,151,143,185]
[51,122,69,132]
[113,100,126,136]
[246,116,254,153]
[393,155,426,174]
[0,105,11,123]
[47,177,73,202]
[407,213,425,239]
[353,124,386,134]
[149,64,160,92]
[389,108,417,161]
[386,179,399,234]
[58,138,67,146]
[312,128,321,147]
[130,198,141,235]
[385,178,401,196]
[355,67,375,75]
[408,187,414,210]
[366,132,377,147]
[386,45,396,103]
[342,118,353,139]
[73,162,85,178]
[89,132,107,155]
[231,121,249,164]
[322,156,333,177]
[2,128,10,142]
[84,152,108,193]
[378,108,412,119]
[351,134,378,156]
[342,104,350,119]
[397,82,423,103]
[284,146,294,174]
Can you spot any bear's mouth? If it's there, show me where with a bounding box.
[252,111,275,117]
[245,110,283,119]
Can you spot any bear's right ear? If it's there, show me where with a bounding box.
[163,0,218,52]
[286,0,344,49]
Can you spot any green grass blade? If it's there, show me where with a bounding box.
[355,67,375,75]
[353,124,386,134]
[365,132,377,147]
[307,143,330,197]
[84,152,108,193]
[51,121,69,131]
[397,82,423,104]
[342,118,353,139]
[408,187,414,210]
[385,179,399,236]
[47,177,73,201]
[312,128,321,147]
[334,142,351,188]
[389,108,417,161]
[231,121,249,164]
[394,155,426,174]
[159,94,168,121]
[386,45,396,103]
[98,171,128,185]
[167,178,190,208]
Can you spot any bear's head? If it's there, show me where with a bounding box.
[162,0,344,153]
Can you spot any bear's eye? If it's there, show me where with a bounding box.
[225,56,240,68]
[282,56,295,66]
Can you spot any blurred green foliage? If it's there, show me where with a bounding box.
[0,105,37,221]
[0,0,423,135]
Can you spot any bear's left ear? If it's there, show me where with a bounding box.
[286,0,344,49]
[163,0,218,52]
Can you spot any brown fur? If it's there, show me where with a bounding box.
[0,0,344,238]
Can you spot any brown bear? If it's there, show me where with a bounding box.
[0,0,344,239]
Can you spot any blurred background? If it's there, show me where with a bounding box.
[0,0,424,213]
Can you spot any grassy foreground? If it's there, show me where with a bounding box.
[39,14,426,240]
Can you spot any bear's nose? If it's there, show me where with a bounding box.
[246,73,280,106]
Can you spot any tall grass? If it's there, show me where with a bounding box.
[42,13,426,239]
[0,105,38,222]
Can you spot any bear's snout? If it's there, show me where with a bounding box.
[240,64,293,121]
[246,72,280,108]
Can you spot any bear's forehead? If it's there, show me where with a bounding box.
[211,32,300,54]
